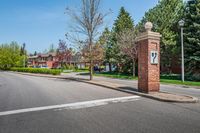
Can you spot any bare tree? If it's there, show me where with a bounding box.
[117,29,137,77]
[66,0,109,80]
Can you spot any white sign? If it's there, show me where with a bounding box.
[150,51,158,64]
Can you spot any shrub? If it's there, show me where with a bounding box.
[186,73,200,81]
[160,74,181,80]
[63,64,75,70]
[10,67,61,75]
[160,73,200,82]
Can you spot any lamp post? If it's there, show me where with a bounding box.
[179,19,185,82]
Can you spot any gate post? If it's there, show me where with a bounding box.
[137,22,161,93]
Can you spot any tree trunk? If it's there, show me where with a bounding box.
[61,62,63,68]
[109,63,112,72]
[90,59,93,80]
[89,43,93,80]
[132,59,135,77]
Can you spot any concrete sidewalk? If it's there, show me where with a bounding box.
[9,72,199,103]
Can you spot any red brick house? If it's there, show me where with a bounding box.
[28,52,87,69]
[28,53,59,68]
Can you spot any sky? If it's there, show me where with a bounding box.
[0,0,159,53]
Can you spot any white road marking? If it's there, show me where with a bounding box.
[0,96,140,116]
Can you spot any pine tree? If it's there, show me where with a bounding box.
[136,0,184,74]
[99,28,115,72]
[184,0,200,75]
[112,7,135,73]
[34,51,37,56]
[113,7,134,33]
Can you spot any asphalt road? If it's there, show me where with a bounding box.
[0,72,200,133]
[65,72,200,98]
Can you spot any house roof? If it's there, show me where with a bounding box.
[28,52,56,58]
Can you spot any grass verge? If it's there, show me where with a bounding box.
[160,79,200,86]
[95,72,200,87]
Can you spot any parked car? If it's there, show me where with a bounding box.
[40,65,48,69]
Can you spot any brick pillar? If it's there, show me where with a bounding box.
[137,22,161,93]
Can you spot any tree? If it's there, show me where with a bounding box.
[20,43,26,55]
[0,42,23,70]
[81,43,104,66]
[66,0,109,80]
[113,7,134,33]
[56,40,72,67]
[184,0,200,75]
[34,51,37,56]
[98,28,114,72]
[136,0,184,74]
[112,7,135,73]
[117,29,137,77]
[20,43,27,67]
[49,44,56,53]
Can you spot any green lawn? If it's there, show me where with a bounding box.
[73,69,89,72]
[160,79,200,86]
[95,72,200,87]
[62,69,89,73]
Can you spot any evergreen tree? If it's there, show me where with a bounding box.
[112,7,135,73]
[20,43,26,55]
[99,28,114,72]
[113,7,134,33]
[136,0,184,74]
[34,51,37,56]
[184,0,200,75]
[49,44,56,53]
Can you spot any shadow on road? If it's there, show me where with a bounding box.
[118,87,138,92]
[47,78,74,82]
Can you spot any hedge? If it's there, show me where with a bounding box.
[10,67,61,75]
[161,74,200,81]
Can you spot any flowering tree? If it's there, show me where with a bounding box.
[56,40,72,67]
[81,42,104,64]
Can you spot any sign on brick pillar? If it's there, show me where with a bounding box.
[136,22,161,93]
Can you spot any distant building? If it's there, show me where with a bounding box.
[28,52,87,69]
[28,53,59,68]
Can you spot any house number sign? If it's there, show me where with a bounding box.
[150,51,158,64]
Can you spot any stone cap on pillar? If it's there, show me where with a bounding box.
[136,22,161,42]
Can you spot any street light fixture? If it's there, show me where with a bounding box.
[179,20,185,27]
[179,19,185,82]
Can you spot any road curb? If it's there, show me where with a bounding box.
[9,71,199,103]
[83,81,199,103]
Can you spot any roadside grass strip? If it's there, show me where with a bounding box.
[0,96,140,116]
